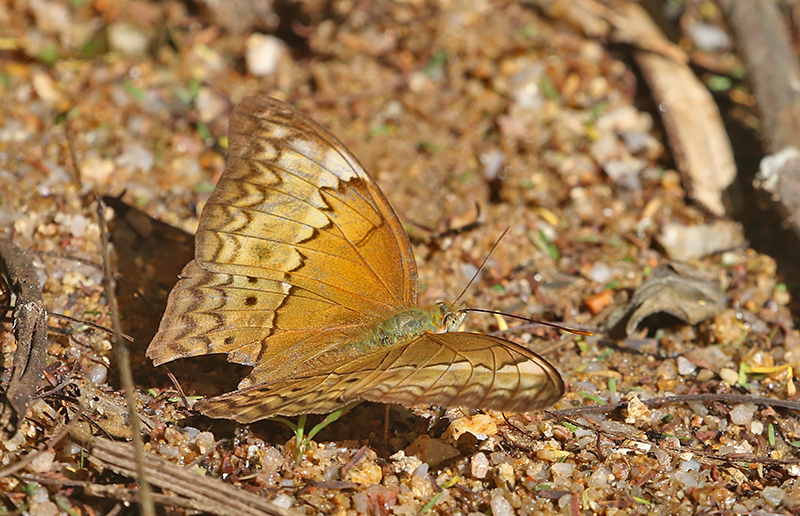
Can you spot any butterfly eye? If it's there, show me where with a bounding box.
[442,311,462,332]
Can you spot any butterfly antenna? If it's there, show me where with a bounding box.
[454,227,510,305]
[464,308,593,336]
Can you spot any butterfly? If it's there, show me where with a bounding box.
[146,95,564,423]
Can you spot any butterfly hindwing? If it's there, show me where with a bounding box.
[195,332,564,422]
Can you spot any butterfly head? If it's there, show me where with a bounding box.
[434,301,467,333]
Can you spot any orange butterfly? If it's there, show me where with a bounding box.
[147,95,564,423]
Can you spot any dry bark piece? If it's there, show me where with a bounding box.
[534,0,688,62]
[624,3,736,216]
[719,0,800,153]
[755,147,800,237]
[69,426,297,516]
[656,220,746,261]
[718,0,800,237]
[0,239,49,438]
[606,262,727,337]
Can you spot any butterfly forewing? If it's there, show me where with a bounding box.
[148,97,419,380]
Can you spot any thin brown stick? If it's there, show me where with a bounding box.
[69,427,296,516]
[64,120,83,188]
[48,311,136,344]
[541,409,800,467]
[548,393,800,417]
[165,370,189,409]
[96,199,155,516]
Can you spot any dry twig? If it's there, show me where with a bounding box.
[69,427,297,516]
[96,199,156,516]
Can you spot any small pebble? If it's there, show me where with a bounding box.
[3,430,25,451]
[510,62,546,109]
[621,131,660,156]
[596,106,651,133]
[677,356,697,376]
[32,72,65,106]
[80,153,115,183]
[29,485,59,516]
[390,450,422,475]
[26,450,55,473]
[686,22,731,51]
[719,368,739,385]
[586,262,613,284]
[550,462,575,478]
[761,486,785,507]
[271,493,294,508]
[729,403,756,426]
[490,491,514,516]
[195,432,214,454]
[480,149,505,180]
[625,395,649,424]
[490,452,513,466]
[444,414,497,441]
[405,435,459,466]
[471,452,490,479]
[348,462,383,486]
[246,33,287,77]
[588,467,609,488]
[108,22,151,56]
[600,420,637,435]
[261,447,282,471]
[680,459,701,472]
[673,471,698,488]
[603,158,645,190]
[158,444,180,458]
[32,0,71,35]
[496,463,515,487]
[687,346,732,372]
[88,363,108,384]
[537,447,570,461]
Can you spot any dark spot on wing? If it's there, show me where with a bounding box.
[245,296,257,306]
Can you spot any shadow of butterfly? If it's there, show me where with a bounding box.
[147,95,564,423]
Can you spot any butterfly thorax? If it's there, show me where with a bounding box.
[357,302,466,352]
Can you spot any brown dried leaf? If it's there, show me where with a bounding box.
[606,263,727,337]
